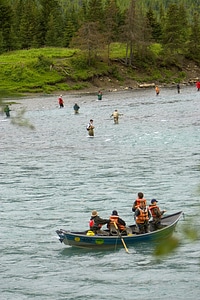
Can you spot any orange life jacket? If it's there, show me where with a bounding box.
[149,204,162,219]
[149,205,159,218]
[109,215,125,231]
[134,198,147,209]
[136,207,149,224]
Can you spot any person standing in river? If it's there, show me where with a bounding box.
[58,95,64,108]
[86,119,95,137]
[97,91,102,100]
[177,83,181,93]
[155,86,160,96]
[110,109,123,124]
[73,103,80,114]
[196,81,200,91]
[4,105,11,117]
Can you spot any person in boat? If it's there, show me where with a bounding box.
[89,210,110,235]
[135,200,151,234]
[110,109,122,124]
[132,192,147,212]
[97,90,102,100]
[149,199,166,231]
[155,86,160,96]
[86,119,95,137]
[108,210,132,235]
[4,105,11,117]
[73,103,80,114]
[58,95,64,108]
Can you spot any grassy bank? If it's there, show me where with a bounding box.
[0,44,199,98]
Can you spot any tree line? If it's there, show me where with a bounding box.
[0,0,200,66]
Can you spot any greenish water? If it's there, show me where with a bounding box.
[1,87,200,299]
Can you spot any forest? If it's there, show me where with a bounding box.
[0,0,200,95]
[0,0,199,60]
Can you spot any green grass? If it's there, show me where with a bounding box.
[0,48,77,96]
[0,47,114,96]
[109,43,127,59]
[0,43,190,97]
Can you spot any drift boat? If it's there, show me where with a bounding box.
[56,211,182,250]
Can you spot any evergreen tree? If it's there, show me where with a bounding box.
[18,0,39,49]
[187,12,200,62]
[87,0,104,23]
[39,0,64,46]
[162,3,189,55]
[0,1,14,51]
[146,7,162,42]
[63,6,80,47]
[63,19,76,47]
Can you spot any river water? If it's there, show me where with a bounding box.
[1,86,200,299]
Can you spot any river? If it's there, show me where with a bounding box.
[1,86,200,299]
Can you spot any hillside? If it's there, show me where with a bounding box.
[0,47,199,97]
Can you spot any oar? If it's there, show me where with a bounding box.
[113,222,130,254]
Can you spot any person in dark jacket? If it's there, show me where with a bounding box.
[107,210,132,235]
[177,83,181,93]
[73,103,80,114]
[89,210,110,235]
[4,105,11,117]
[108,210,126,231]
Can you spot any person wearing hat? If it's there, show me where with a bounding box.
[135,200,151,234]
[89,210,110,235]
[149,199,166,231]
[108,210,126,234]
[108,210,132,235]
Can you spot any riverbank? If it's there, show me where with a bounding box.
[1,47,199,99]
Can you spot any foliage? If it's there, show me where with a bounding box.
[154,219,199,257]
[11,108,35,130]
[0,43,198,97]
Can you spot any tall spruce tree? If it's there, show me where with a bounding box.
[0,0,14,51]
[87,0,104,23]
[18,0,39,49]
[38,0,64,47]
[146,7,162,42]
[187,12,200,62]
[162,3,189,55]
